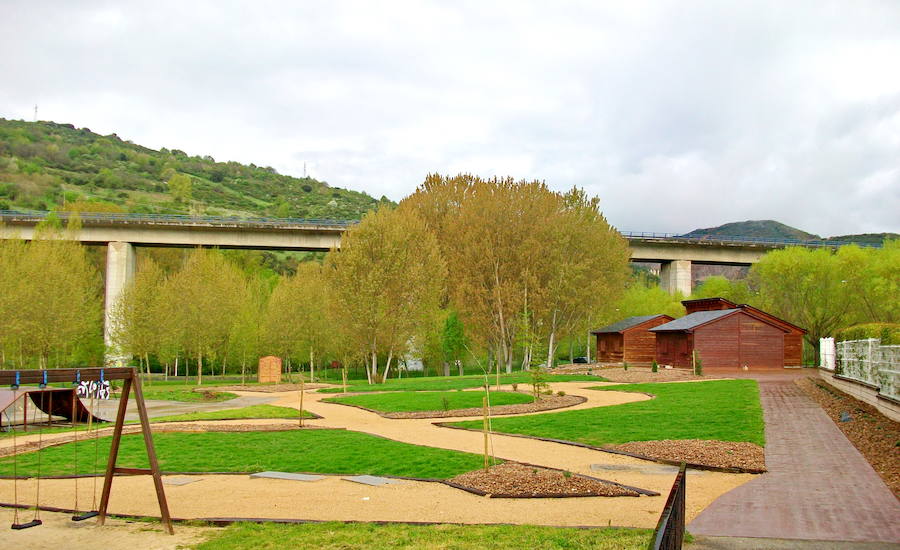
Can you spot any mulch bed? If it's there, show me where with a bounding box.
[447,462,641,497]
[553,365,702,383]
[796,377,900,498]
[377,394,585,419]
[607,439,766,472]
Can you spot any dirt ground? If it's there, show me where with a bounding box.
[0,507,208,550]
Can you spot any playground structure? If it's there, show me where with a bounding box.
[0,367,172,534]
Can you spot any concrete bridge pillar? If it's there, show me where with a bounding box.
[660,259,692,296]
[104,241,136,366]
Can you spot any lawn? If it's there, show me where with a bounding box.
[194,522,652,550]
[323,390,534,413]
[318,372,605,393]
[139,387,237,403]
[0,429,486,479]
[151,404,313,423]
[451,379,765,446]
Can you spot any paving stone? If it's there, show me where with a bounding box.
[689,372,900,543]
[343,475,404,486]
[163,476,201,486]
[249,471,325,482]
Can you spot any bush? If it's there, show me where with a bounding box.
[557,391,566,397]
[623,362,629,371]
[693,351,703,376]
[651,360,659,373]
[834,323,900,345]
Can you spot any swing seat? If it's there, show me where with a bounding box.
[72,511,99,521]
[11,519,42,530]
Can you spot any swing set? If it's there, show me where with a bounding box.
[0,367,173,534]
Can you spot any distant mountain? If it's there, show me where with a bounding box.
[682,220,896,246]
[681,220,820,241]
[0,119,388,219]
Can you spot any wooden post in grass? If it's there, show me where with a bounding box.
[482,395,489,471]
[298,376,305,428]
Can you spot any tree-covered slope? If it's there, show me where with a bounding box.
[681,219,820,241]
[0,118,388,219]
[682,219,896,246]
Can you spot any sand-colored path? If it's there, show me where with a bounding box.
[0,381,755,529]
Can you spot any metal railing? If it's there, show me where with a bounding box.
[621,230,880,249]
[649,463,687,550]
[0,211,882,248]
[0,210,357,228]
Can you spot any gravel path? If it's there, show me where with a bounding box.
[0,381,756,529]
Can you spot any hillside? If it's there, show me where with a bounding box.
[682,220,896,245]
[681,220,820,241]
[0,119,387,219]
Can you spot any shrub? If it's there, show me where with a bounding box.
[441,397,450,411]
[834,323,900,345]
[623,362,629,371]
[556,390,566,397]
[693,351,703,376]
[511,383,518,392]
[651,360,659,373]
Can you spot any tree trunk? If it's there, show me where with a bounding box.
[309,349,316,383]
[586,331,591,363]
[457,359,463,376]
[222,352,227,377]
[569,340,574,364]
[241,360,246,386]
[380,348,394,382]
[368,350,377,384]
[174,355,179,378]
[197,353,203,385]
[442,361,450,377]
[546,309,558,369]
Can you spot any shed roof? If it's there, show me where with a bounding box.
[650,309,741,332]
[592,314,671,334]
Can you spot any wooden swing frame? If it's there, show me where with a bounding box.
[0,367,173,535]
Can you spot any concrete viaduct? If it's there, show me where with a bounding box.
[1,211,823,352]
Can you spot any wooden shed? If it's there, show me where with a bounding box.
[650,300,806,370]
[592,314,674,365]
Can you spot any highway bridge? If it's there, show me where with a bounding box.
[0,210,861,355]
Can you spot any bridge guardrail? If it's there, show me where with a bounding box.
[0,211,881,248]
[620,230,879,249]
[0,210,356,228]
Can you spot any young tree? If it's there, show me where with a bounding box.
[326,207,445,383]
[111,258,165,376]
[749,246,851,357]
[441,310,467,376]
[164,248,245,384]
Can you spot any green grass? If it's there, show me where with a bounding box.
[318,372,605,393]
[151,404,313,423]
[451,379,765,446]
[0,429,486,479]
[323,390,533,413]
[194,522,651,550]
[138,387,237,402]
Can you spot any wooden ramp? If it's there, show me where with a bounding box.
[0,388,107,426]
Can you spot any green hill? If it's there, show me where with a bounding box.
[827,233,899,246]
[0,119,387,219]
[681,220,821,241]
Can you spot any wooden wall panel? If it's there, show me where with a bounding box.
[655,332,692,368]
[596,333,624,363]
[784,334,804,366]
[622,316,673,365]
[738,316,784,369]
[693,313,741,369]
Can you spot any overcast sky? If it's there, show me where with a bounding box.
[3,1,899,236]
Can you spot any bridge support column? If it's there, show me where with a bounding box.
[660,260,692,296]
[104,241,136,366]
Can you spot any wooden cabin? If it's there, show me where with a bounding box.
[650,299,806,370]
[592,314,674,365]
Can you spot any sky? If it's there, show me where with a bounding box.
[2,1,899,236]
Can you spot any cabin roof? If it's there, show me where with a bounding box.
[592,314,672,334]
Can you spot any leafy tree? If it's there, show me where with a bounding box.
[325,207,445,383]
[441,311,467,376]
[691,275,754,304]
[749,246,852,357]
[613,282,686,320]
[167,173,193,204]
[111,258,165,376]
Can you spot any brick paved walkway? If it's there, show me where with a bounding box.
[689,372,900,543]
